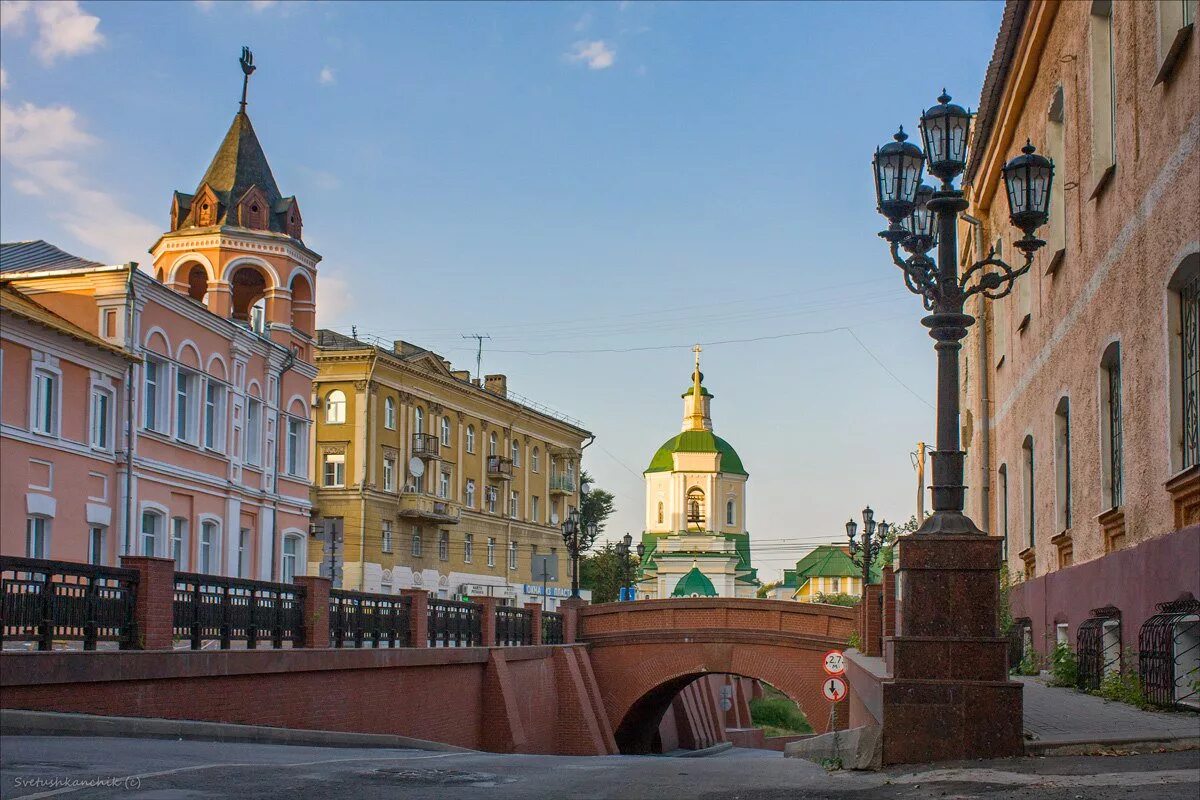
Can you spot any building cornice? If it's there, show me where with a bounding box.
[150,226,321,269]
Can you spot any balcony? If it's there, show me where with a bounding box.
[398,489,460,524]
[549,474,576,495]
[412,433,440,460]
[487,455,513,480]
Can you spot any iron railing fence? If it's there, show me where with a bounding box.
[495,605,533,646]
[173,573,304,650]
[1139,593,1200,709]
[428,598,482,647]
[329,590,412,648]
[0,556,138,651]
[542,611,564,645]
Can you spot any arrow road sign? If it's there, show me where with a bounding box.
[822,677,848,702]
[823,650,845,676]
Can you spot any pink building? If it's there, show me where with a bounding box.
[1,99,319,582]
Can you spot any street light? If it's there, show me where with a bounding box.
[561,507,599,600]
[872,90,1053,536]
[615,532,643,600]
[846,506,890,588]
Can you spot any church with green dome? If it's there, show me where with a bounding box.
[636,347,758,599]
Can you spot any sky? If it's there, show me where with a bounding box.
[0,0,1005,582]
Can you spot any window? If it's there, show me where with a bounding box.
[325,390,346,424]
[1054,397,1072,532]
[509,490,519,519]
[1171,258,1200,471]
[464,533,474,563]
[487,486,497,513]
[440,416,451,446]
[281,535,300,583]
[384,396,396,429]
[204,379,224,450]
[466,425,476,453]
[381,520,393,553]
[531,495,540,522]
[435,471,448,499]
[285,417,306,477]
[511,439,520,466]
[88,526,105,565]
[1155,0,1195,84]
[175,370,197,442]
[26,517,48,559]
[726,499,736,526]
[465,479,476,508]
[199,521,218,573]
[1022,436,1035,547]
[90,389,110,449]
[32,368,57,435]
[143,360,163,431]
[323,453,345,487]
[532,447,540,472]
[384,455,397,492]
[237,528,251,578]
[832,577,841,594]
[244,398,263,465]
[991,239,1008,367]
[489,432,497,457]
[140,511,161,556]
[1101,344,1124,509]
[413,407,424,434]
[411,526,422,557]
[657,501,664,524]
[686,487,705,527]
[1089,0,1117,185]
[438,530,449,561]
[998,464,1009,561]
[508,540,518,570]
[171,517,188,569]
[487,537,496,567]
[1045,86,1066,267]
[249,298,266,334]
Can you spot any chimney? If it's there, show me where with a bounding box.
[451,369,471,382]
[392,340,425,358]
[484,374,507,397]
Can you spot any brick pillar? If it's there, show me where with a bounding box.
[525,602,543,645]
[293,576,331,648]
[400,589,429,647]
[560,597,588,644]
[471,595,499,647]
[120,555,175,650]
[862,583,883,658]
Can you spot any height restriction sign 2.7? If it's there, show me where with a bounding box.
[823,650,845,676]
[822,677,848,702]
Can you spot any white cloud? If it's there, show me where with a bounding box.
[566,40,615,71]
[318,66,335,86]
[248,0,279,11]
[315,269,353,327]
[194,0,215,10]
[0,1,32,32]
[0,65,8,90]
[27,1,104,65]
[573,11,592,32]
[0,98,157,263]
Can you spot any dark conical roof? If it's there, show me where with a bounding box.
[198,111,282,208]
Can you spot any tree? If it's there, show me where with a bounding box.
[757,580,781,599]
[578,470,616,551]
[579,542,636,604]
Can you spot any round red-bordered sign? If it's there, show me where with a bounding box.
[822,650,845,676]
[822,676,848,702]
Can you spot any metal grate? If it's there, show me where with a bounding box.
[1182,270,1200,469]
[494,605,533,646]
[0,556,138,651]
[1076,605,1122,691]
[542,611,564,645]
[329,590,412,648]
[1108,355,1124,508]
[427,598,482,647]
[1139,593,1200,709]
[173,573,304,650]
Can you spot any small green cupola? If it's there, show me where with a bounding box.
[671,565,718,597]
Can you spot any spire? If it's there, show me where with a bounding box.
[239,46,256,113]
[681,345,713,432]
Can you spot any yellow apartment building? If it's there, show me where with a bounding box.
[309,330,591,608]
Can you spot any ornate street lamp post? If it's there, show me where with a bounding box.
[846,506,890,588]
[873,90,1053,535]
[562,506,599,600]
[615,533,646,600]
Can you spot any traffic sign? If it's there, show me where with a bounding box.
[822,650,845,676]
[822,677,848,702]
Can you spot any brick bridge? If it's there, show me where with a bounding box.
[577,598,855,753]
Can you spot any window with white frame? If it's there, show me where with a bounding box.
[90,388,111,450]
[244,397,263,465]
[281,534,301,582]
[285,417,306,477]
[487,537,496,567]
[325,390,347,424]
[531,447,540,472]
[508,540,518,570]
[486,486,497,513]
[171,517,188,569]
[511,439,520,466]
[204,379,225,450]
[509,490,519,519]
[175,369,199,442]
[1100,343,1124,510]
[411,526,422,556]
[531,495,540,523]
[464,533,473,563]
[26,516,48,559]
[140,511,161,556]
[143,359,165,432]
[438,530,449,561]
[413,407,424,433]
[381,519,393,553]
[489,432,497,456]
[384,396,396,429]
[466,425,476,453]
[383,455,397,492]
[465,479,476,508]
[1045,86,1067,265]
[1089,0,1117,185]
[323,453,345,487]
[832,577,842,594]
[438,471,450,499]
[32,367,58,436]
[237,528,251,578]
[199,520,219,573]
[88,525,105,565]
[440,416,451,446]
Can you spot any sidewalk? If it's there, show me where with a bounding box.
[1020,675,1200,754]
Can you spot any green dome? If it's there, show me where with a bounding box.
[671,566,718,597]
[645,430,748,476]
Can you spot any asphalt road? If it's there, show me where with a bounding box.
[1,736,1197,800]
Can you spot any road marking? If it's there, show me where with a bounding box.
[9,750,475,799]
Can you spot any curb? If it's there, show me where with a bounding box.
[672,741,735,758]
[1025,735,1200,757]
[0,709,475,753]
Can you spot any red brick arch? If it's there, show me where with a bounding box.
[577,599,855,754]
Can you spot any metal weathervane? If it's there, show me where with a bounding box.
[239,46,256,112]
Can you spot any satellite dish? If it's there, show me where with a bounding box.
[550,512,560,526]
[408,457,425,478]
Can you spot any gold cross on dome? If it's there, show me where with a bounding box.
[693,343,702,369]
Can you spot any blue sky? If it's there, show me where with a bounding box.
[0,0,1005,580]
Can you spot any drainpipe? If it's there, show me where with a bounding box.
[123,264,138,557]
[961,213,991,533]
[268,347,296,581]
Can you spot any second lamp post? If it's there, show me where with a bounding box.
[846,506,890,589]
[562,479,598,599]
[615,532,645,600]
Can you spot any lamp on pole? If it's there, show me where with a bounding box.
[846,506,890,589]
[872,90,1053,536]
[562,494,600,600]
[615,532,644,600]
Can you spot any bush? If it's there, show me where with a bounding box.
[847,630,862,651]
[813,592,859,607]
[1095,648,1149,708]
[1018,648,1039,676]
[749,696,812,734]
[1047,642,1078,688]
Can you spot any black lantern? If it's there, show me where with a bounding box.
[636,542,645,559]
[1002,140,1054,237]
[901,183,937,254]
[919,90,972,185]
[862,505,875,528]
[872,126,925,223]
[845,518,858,541]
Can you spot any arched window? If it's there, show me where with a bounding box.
[440,416,451,446]
[384,396,396,430]
[413,407,424,434]
[289,274,314,337]
[466,425,476,453]
[657,501,664,524]
[686,488,705,528]
[726,499,736,526]
[489,432,498,457]
[198,520,220,574]
[1100,342,1123,510]
[229,265,269,328]
[511,439,521,466]
[186,263,208,302]
[325,390,346,424]
[1054,397,1072,533]
[1022,436,1035,550]
[1168,253,1200,473]
[531,447,540,472]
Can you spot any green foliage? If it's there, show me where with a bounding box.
[1047,642,1078,687]
[1095,649,1150,709]
[847,630,862,651]
[1018,648,1040,676]
[757,580,781,599]
[813,592,859,607]
[998,563,1017,636]
[749,696,812,735]
[578,471,616,547]
[578,542,636,604]
[820,757,844,771]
